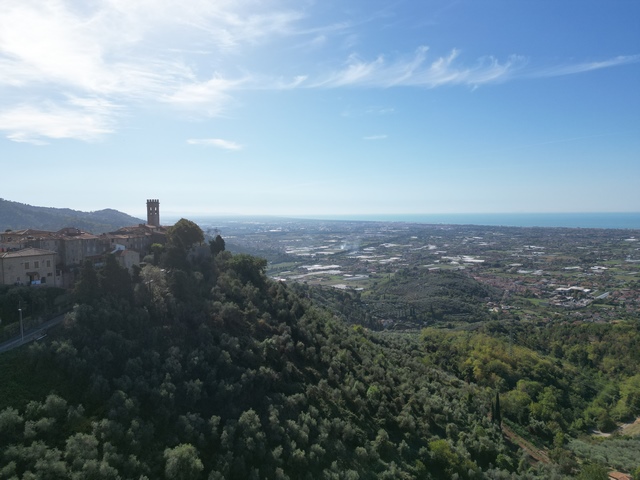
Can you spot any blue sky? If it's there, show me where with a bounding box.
[1,0,638,219]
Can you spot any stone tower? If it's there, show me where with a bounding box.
[146,199,160,227]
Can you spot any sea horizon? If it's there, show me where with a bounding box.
[177,212,640,230]
[299,212,640,229]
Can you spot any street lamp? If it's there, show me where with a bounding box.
[19,307,23,342]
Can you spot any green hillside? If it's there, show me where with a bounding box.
[0,198,143,233]
[293,269,501,330]
[1,221,638,478]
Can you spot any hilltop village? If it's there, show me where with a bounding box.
[0,200,165,288]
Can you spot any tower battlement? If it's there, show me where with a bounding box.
[146,199,160,227]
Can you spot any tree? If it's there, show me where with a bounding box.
[167,219,204,251]
[100,254,132,302]
[150,243,165,264]
[65,433,99,471]
[228,254,267,286]
[164,443,203,480]
[577,463,608,480]
[74,260,100,304]
[210,235,226,256]
[493,391,502,427]
[0,407,24,444]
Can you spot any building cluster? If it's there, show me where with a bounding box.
[0,200,167,288]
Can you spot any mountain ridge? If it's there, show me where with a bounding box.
[0,198,143,234]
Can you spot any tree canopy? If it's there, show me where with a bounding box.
[167,218,204,251]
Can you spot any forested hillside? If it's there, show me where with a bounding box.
[291,269,500,330]
[0,220,638,478]
[0,198,142,233]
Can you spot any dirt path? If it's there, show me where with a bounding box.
[502,424,551,465]
[618,417,640,436]
[590,417,640,438]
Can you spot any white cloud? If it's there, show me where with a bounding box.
[366,107,395,115]
[530,55,640,78]
[341,106,395,118]
[0,0,636,143]
[314,47,524,88]
[0,97,118,144]
[363,135,387,140]
[310,48,639,89]
[187,138,243,150]
[164,76,245,115]
[0,0,299,142]
[273,75,308,89]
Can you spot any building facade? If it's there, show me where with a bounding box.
[0,200,166,287]
[0,248,59,286]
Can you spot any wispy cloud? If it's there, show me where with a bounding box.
[187,138,243,150]
[341,106,395,118]
[308,49,640,90]
[0,97,118,144]
[366,107,395,115]
[363,134,388,141]
[530,55,640,78]
[0,0,299,142]
[163,76,245,115]
[313,47,525,88]
[0,0,636,143]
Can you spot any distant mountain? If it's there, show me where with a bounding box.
[0,198,144,234]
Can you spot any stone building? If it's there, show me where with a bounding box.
[0,248,60,286]
[0,199,167,287]
[147,199,160,227]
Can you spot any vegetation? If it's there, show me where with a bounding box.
[0,285,69,343]
[1,218,639,478]
[292,269,500,330]
[569,437,640,473]
[0,221,519,478]
[0,198,142,233]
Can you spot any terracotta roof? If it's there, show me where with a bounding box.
[67,233,99,240]
[1,247,56,258]
[1,230,61,241]
[6,229,52,236]
[112,224,168,234]
[609,473,631,480]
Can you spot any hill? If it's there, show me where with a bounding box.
[0,230,524,479]
[292,269,501,330]
[1,222,638,478]
[0,198,143,233]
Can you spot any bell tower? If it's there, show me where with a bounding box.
[146,199,160,227]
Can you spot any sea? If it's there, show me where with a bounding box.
[302,213,640,230]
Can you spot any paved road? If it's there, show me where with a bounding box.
[0,312,68,354]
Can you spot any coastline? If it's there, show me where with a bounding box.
[294,212,640,230]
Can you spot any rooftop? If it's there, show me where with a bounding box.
[1,247,57,259]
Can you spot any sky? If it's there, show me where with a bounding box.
[1,0,639,219]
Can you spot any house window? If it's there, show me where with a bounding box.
[34,261,39,268]
[41,277,46,284]
[24,262,29,269]
[47,260,51,267]
[47,272,52,277]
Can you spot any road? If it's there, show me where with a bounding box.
[0,312,68,354]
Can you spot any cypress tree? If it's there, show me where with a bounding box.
[494,391,502,427]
